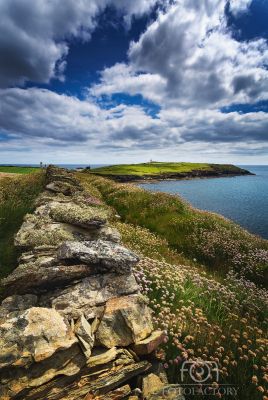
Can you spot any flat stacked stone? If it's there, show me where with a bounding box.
[0,165,182,400]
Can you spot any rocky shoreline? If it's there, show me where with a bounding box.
[0,165,184,400]
[93,167,254,184]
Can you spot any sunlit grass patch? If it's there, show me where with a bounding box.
[0,166,40,174]
[87,162,244,176]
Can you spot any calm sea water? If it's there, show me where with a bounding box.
[0,164,110,170]
[139,166,268,241]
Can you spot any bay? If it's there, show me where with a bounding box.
[139,165,268,241]
[2,163,267,240]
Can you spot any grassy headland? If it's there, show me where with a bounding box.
[77,172,268,399]
[89,162,252,182]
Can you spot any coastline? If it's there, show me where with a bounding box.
[92,168,254,184]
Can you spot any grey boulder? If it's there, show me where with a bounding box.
[57,240,139,274]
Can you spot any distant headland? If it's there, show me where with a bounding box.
[84,162,254,183]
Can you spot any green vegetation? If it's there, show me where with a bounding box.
[77,172,268,399]
[0,172,45,280]
[77,173,268,285]
[0,166,40,174]
[0,169,267,399]
[89,162,245,176]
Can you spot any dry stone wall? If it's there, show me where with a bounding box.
[0,165,184,400]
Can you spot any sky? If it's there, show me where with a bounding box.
[0,0,268,165]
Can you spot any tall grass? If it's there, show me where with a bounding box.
[76,173,268,399]
[76,173,268,286]
[103,211,268,400]
[0,172,45,280]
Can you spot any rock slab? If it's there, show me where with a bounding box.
[96,294,154,348]
[57,240,140,274]
[39,272,139,319]
[0,307,77,372]
[130,330,166,355]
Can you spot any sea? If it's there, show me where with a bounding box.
[0,164,109,170]
[1,164,267,240]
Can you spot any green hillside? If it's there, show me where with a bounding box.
[90,162,247,176]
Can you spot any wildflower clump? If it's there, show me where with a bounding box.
[134,256,268,400]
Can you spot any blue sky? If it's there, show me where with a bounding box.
[0,0,268,165]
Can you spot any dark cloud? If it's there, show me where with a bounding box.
[0,0,159,88]
[174,110,268,143]
[232,74,256,95]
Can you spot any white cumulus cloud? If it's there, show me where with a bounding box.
[90,0,268,110]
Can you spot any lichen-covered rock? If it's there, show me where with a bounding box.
[34,190,76,208]
[95,294,154,348]
[57,240,139,274]
[15,221,120,250]
[14,220,74,248]
[23,213,53,227]
[0,307,78,372]
[34,205,120,241]
[17,252,36,264]
[46,181,82,196]
[46,165,82,187]
[50,203,110,229]
[0,294,37,320]
[1,257,59,289]
[1,264,101,296]
[98,225,121,243]
[39,273,139,319]
[0,344,86,400]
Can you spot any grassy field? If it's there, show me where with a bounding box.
[89,162,246,176]
[76,172,268,400]
[0,166,40,174]
[0,172,45,281]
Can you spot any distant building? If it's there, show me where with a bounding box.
[149,159,158,163]
[76,167,84,172]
